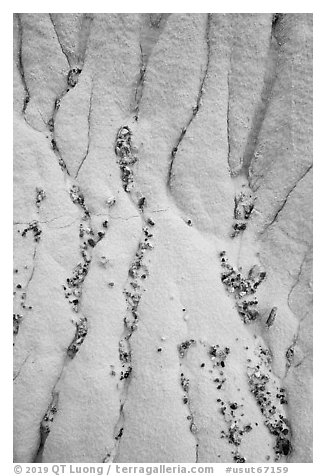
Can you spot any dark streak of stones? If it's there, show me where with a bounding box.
[33,392,59,462]
[178,354,200,463]
[104,126,154,463]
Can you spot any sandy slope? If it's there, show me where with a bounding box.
[13,13,312,463]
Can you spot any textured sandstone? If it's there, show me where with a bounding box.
[13,13,312,463]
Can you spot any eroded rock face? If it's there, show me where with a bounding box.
[13,13,312,463]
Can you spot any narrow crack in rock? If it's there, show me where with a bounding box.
[284,248,312,377]
[134,13,170,120]
[287,248,311,313]
[34,391,60,462]
[14,218,40,340]
[134,44,146,120]
[261,164,312,234]
[178,340,200,462]
[13,353,31,381]
[46,21,87,175]
[75,82,94,178]
[167,13,211,188]
[13,13,312,463]
[43,13,94,178]
[243,19,280,178]
[15,13,30,114]
[49,14,71,67]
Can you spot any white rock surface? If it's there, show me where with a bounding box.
[13,13,312,463]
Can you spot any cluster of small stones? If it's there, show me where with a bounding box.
[64,184,107,312]
[118,337,131,381]
[179,363,199,437]
[21,221,42,243]
[182,376,198,435]
[207,344,248,463]
[48,117,54,132]
[285,340,296,369]
[178,339,196,358]
[219,401,252,463]
[180,373,190,403]
[67,67,82,88]
[50,138,67,172]
[247,345,292,460]
[49,67,82,172]
[231,187,255,238]
[14,278,33,308]
[13,313,23,335]
[209,345,230,368]
[206,344,230,391]
[115,427,124,441]
[39,393,59,444]
[13,267,34,341]
[233,453,247,463]
[113,124,158,455]
[220,252,266,324]
[119,219,154,381]
[63,219,98,354]
[64,185,110,356]
[64,260,90,313]
[35,188,46,209]
[115,126,138,192]
[70,185,90,219]
[67,316,88,359]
